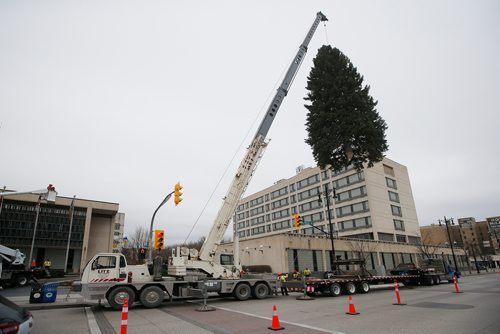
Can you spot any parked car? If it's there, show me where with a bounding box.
[0,294,33,333]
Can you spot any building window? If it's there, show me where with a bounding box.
[249,206,265,217]
[270,187,288,199]
[336,186,367,203]
[334,172,365,189]
[238,231,246,238]
[249,216,265,226]
[249,196,264,208]
[378,233,394,242]
[273,219,291,231]
[336,201,369,217]
[297,187,320,202]
[251,226,266,235]
[386,177,397,189]
[321,170,330,180]
[298,200,322,213]
[408,236,421,244]
[338,216,371,231]
[388,191,399,203]
[394,219,405,231]
[296,174,320,190]
[271,208,289,220]
[383,164,395,177]
[271,198,289,209]
[396,234,407,243]
[391,205,402,217]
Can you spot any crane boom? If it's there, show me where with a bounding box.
[189,12,327,278]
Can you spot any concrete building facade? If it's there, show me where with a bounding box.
[234,158,421,244]
[0,192,123,273]
[218,232,466,274]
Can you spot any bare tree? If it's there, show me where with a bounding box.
[347,238,380,274]
[418,233,440,259]
[130,226,149,250]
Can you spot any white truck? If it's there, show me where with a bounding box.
[0,244,33,288]
[75,12,328,310]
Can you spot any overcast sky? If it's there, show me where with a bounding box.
[1,1,499,245]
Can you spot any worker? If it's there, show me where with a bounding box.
[292,269,301,280]
[279,273,289,296]
[44,258,52,270]
[303,267,312,277]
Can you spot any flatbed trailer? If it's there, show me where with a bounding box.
[284,274,421,296]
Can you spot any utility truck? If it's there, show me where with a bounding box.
[76,12,328,310]
[0,244,33,288]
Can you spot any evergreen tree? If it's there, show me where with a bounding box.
[304,46,388,172]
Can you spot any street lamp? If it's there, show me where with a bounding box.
[317,182,338,274]
[147,191,174,263]
[438,216,459,273]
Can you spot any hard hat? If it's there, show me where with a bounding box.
[278,272,282,276]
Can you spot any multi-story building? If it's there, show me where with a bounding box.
[235,158,421,244]
[0,191,124,273]
[420,216,500,269]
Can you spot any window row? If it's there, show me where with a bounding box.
[337,186,367,203]
[334,172,365,189]
[336,201,369,217]
[338,216,371,231]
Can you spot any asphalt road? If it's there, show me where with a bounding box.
[3,272,500,333]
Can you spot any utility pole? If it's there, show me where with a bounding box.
[439,216,459,273]
[318,182,338,274]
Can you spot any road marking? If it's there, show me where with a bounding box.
[85,307,102,334]
[203,303,345,334]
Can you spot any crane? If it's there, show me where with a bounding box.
[177,12,328,278]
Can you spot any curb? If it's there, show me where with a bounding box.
[24,302,93,311]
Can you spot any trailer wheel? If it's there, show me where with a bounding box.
[432,275,440,285]
[15,274,29,287]
[108,286,136,310]
[140,286,164,308]
[422,275,433,286]
[343,282,356,295]
[252,283,269,299]
[329,283,341,297]
[233,283,251,301]
[357,281,370,294]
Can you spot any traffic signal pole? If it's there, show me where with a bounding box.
[148,191,174,263]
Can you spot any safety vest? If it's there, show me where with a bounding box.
[303,268,311,276]
[44,260,52,267]
[280,274,288,282]
[293,272,300,279]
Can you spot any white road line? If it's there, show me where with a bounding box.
[206,303,345,334]
[85,307,102,334]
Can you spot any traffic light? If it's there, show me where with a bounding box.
[154,230,165,250]
[174,182,183,206]
[294,213,302,228]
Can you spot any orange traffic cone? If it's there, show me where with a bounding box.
[268,305,285,331]
[346,295,360,315]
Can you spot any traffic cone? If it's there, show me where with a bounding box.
[120,298,129,334]
[346,295,360,315]
[268,305,285,331]
[393,280,406,305]
[453,275,462,293]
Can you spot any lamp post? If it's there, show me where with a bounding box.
[318,182,338,274]
[438,216,459,273]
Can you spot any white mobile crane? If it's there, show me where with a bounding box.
[76,12,327,310]
[0,244,32,287]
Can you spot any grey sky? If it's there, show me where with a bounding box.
[1,1,499,245]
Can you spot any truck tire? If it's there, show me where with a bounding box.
[432,275,440,285]
[422,275,433,286]
[252,283,269,299]
[357,281,370,294]
[15,274,29,287]
[108,286,136,310]
[233,283,251,301]
[343,282,356,295]
[140,286,164,308]
[329,283,341,297]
